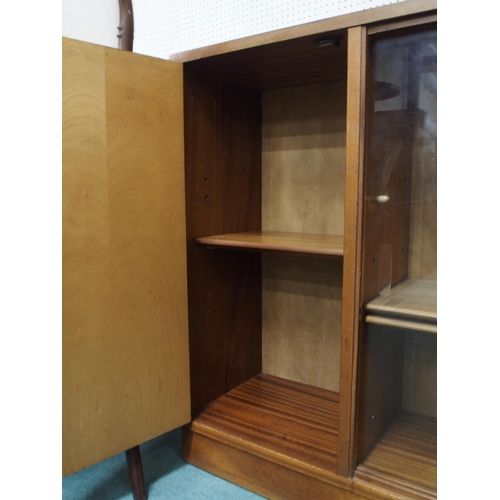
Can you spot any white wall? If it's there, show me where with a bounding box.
[133,0,405,59]
[62,0,119,48]
[62,0,406,56]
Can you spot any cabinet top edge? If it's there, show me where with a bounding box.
[169,0,437,63]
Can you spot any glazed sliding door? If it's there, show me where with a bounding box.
[354,23,437,498]
[62,38,190,476]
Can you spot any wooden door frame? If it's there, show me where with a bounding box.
[338,24,367,478]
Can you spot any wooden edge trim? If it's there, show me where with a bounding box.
[367,13,437,35]
[118,0,134,51]
[169,0,436,62]
[186,420,338,485]
[194,232,344,257]
[354,468,437,500]
[337,25,367,478]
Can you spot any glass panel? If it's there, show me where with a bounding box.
[354,26,437,497]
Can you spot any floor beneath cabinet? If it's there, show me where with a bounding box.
[62,427,265,500]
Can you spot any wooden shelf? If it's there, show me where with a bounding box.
[195,231,344,257]
[364,279,437,333]
[186,374,339,474]
[354,412,437,499]
[365,279,436,321]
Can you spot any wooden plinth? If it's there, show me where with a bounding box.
[183,374,408,500]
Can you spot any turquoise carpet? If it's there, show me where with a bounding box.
[62,428,266,499]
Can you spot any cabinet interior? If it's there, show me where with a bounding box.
[183,29,348,475]
[182,19,437,497]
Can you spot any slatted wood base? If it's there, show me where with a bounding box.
[183,374,411,499]
[187,374,339,472]
[354,412,437,499]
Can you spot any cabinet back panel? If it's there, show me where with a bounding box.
[262,254,343,391]
[262,81,346,235]
[261,82,345,391]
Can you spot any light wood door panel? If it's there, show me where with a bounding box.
[62,38,190,476]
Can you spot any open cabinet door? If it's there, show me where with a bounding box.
[62,38,190,477]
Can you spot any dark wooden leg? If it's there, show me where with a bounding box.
[126,445,148,500]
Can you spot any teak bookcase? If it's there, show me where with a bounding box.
[62,1,437,499]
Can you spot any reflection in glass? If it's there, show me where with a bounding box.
[354,27,437,498]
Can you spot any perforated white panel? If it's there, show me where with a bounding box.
[133,0,407,59]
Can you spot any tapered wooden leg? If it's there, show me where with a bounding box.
[126,446,148,500]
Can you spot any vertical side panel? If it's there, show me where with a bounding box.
[337,25,366,477]
[184,70,262,413]
[62,38,190,476]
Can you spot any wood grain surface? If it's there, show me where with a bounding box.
[183,430,407,500]
[337,25,367,478]
[196,231,344,256]
[62,38,190,476]
[182,32,347,91]
[183,70,263,413]
[189,374,339,473]
[262,81,346,236]
[259,81,346,395]
[262,254,343,391]
[354,412,437,499]
[184,374,417,499]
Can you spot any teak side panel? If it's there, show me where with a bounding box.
[184,70,263,413]
[62,38,190,476]
[337,25,367,477]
